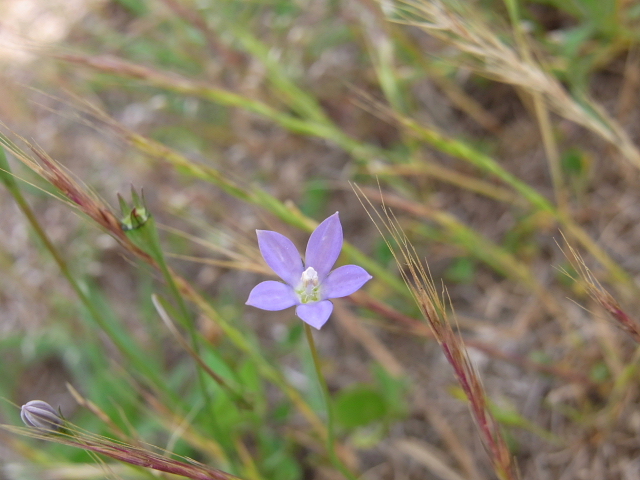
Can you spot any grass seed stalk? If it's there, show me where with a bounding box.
[356,187,517,480]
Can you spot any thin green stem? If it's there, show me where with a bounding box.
[0,149,174,403]
[304,324,358,480]
[127,213,224,451]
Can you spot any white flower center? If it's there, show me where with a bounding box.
[296,267,321,304]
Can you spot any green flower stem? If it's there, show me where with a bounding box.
[123,212,223,440]
[304,324,358,480]
[181,283,328,437]
[128,214,196,335]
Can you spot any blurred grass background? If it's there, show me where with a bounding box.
[2,0,640,479]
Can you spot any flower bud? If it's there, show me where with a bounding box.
[21,400,62,432]
[119,187,150,231]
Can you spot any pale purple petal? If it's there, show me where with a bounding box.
[257,230,304,286]
[304,212,343,280]
[296,301,334,329]
[246,281,298,311]
[321,265,372,299]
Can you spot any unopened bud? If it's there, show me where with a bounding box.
[119,187,150,231]
[21,400,62,432]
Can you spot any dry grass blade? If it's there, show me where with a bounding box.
[354,185,517,480]
[373,162,521,205]
[389,0,640,169]
[333,302,406,378]
[0,131,154,264]
[559,236,640,344]
[1,424,241,480]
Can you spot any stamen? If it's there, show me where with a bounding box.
[297,267,320,303]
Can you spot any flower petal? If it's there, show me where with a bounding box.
[321,265,372,299]
[257,230,304,286]
[246,281,298,311]
[296,301,334,329]
[304,212,343,280]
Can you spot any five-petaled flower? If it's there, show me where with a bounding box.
[246,212,372,329]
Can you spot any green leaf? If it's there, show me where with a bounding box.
[239,359,263,398]
[0,146,17,190]
[445,257,476,284]
[261,437,301,480]
[372,363,409,419]
[334,385,387,429]
[300,179,330,219]
[113,0,147,16]
[561,148,586,176]
[590,362,610,382]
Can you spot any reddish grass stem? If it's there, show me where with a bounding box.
[561,239,640,345]
[356,190,518,480]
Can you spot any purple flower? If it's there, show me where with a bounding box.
[246,212,372,330]
[21,400,62,432]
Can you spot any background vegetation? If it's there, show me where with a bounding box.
[2,0,640,479]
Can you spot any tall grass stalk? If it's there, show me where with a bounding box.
[502,0,567,211]
[70,98,409,296]
[357,188,516,480]
[560,238,640,344]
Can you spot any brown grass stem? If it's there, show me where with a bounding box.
[560,238,640,345]
[2,424,242,480]
[355,189,519,480]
